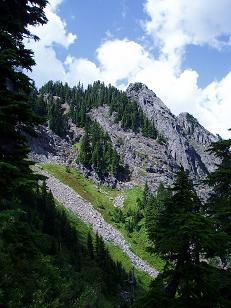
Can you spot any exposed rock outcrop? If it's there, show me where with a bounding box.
[89,106,177,190]
[126,82,219,177]
[29,82,219,198]
[27,125,78,165]
[89,83,218,197]
[177,112,219,172]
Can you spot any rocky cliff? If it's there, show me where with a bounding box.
[89,83,218,194]
[126,83,219,176]
[176,112,218,173]
[29,81,219,196]
[27,125,78,165]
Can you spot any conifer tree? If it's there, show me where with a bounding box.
[0,0,48,202]
[87,232,94,259]
[48,98,68,138]
[78,131,92,167]
[206,137,231,263]
[141,181,151,209]
[147,167,226,307]
[111,150,119,175]
[145,195,158,241]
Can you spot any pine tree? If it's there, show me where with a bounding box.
[156,183,171,209]
[78,131,92,167]
[142,181,151,209]
[48,98,68,138]
[0,0,48,202]
[206,137,231,263]
[145,195,158,241]
[92,141,103,175]
[147,167,226,307]
[95,233,107,267]
[87,232,94,259]
[111,150,119,175]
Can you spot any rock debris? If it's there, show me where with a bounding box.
[39,169,158,278]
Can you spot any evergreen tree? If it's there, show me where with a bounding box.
[87,232,94,259]
[145,195,158,241]
[156,182,171,210]
[146,167,226,307]
[0,2,130,306]
[140,181,151,210]
[0,0,47,202]
[206,137,231,263]
[77,120,127,179]
[48,98,68,138]
[78,131,92,167]
[111,150,120,175]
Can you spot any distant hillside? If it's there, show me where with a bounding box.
[29,80,219,196]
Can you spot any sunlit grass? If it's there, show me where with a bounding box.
[40,163,164,272]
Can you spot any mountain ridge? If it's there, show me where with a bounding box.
[29,80,219,197]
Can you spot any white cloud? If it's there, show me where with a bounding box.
[142,0,231,137]
[96,39,149,84]
[27,0,76,85]
[48,0,63,11]
[32,0,77,48]
[144,0,231,66]
[27,0,231,138]
[198,72,231,137]
[66,58,100,87]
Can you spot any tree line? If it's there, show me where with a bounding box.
[32,80,159,140]
[141,138,231,307]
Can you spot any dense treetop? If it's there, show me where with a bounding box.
[34,80,158,139]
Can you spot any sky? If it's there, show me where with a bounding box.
[27,0,231,138]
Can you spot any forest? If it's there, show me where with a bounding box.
[0,1,129,306]
[33,79,158,140]
[0,1,230,307]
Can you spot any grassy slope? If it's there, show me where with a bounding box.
[41,164,163,273]
[55,199,151,296]
[72,142,81,151]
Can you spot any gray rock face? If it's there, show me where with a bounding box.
[89,106,178,190]
[29,82,218,197]
[89,83,218,197]
[177,112,219,172]
[126,83,218,178]
[27,125,77,165]
[113,195,125,208]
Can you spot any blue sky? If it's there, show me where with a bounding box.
[28,0,231,137]
[56,0,231,88]
[53,0,147,67]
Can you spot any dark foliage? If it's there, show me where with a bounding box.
[0,1,129,306]
[36,80,158,138]
[78,120,130,180]
[0,183,129,306]
[142,166,231,307]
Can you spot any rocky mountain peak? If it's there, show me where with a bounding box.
[126,82,218,178]
[127,82,150,93]
[177,112,217,144]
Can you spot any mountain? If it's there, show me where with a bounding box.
[29,81,219,195]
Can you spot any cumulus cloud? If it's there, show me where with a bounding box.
[27,0,76,85]
[27,0,231,138]
[199,72,231,137]
[142,0,231,137]
[144,0,231,66]
[97,39,149,84]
